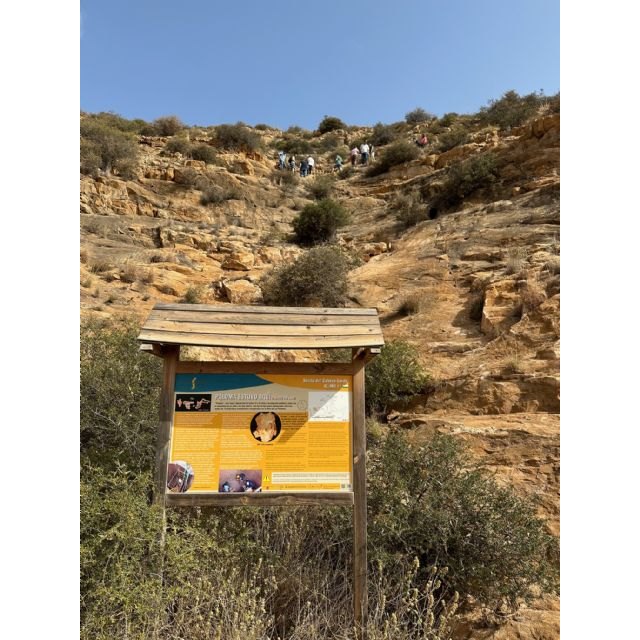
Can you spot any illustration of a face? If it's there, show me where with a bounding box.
[253,412,278,443]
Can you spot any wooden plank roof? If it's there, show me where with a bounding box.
[138,303,385,350]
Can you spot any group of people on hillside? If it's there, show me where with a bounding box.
[277,151,316,177]
[348,142,375,167]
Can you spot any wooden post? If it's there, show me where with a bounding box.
[155,345,180,505]
[352,348,368,640]
[153,344,179,637]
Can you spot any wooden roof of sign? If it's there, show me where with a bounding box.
[138,303,385,350]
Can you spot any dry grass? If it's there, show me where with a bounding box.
[80,248,89,264]
[156,283,178,296]
[505,246,528,274]
[395,293,423,316]
[119,263,139,283]
[542,256,560,276]
[520,276,547,313]
[80,276,93,288]
[88,258,113,274]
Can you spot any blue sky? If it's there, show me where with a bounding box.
[80,0,559,129]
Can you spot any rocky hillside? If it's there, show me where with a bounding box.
[80,110,560,639]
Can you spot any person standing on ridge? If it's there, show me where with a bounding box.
[350,146,360,167]
[307,156,315,175]
[300,157,309,177]
[360,142,370,165]
[288,155,296,171]
[278,150,286,170]
[334,154,343,172]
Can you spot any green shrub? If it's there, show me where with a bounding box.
[83,111,150,134]
[80,319,162,468]
[370,121,403,146]
[317,116,347,134]
[214,123,261,151]
[368,431,559,610]
[434,153,499,210]
[261,245,349,307]
[164,136,192,156]
[392,192,426,228]
[182,285,205,303]
[80,119,139,177]
[306,175,335,200]
[365,340,428,415]
[437,127,470,152]
[190,143,218,164]
[366,141,420,177]
[292,198,350,245]
[254,123,271,130]
[272,169,300,191]
[313,132,343,153]
[439,112,459,127]
[405,107,434,125]
[478,90,544,129]
[278,137,314,156]
[200,184,241,204]
[150,114,185,136]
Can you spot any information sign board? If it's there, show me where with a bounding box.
[167,372,353,494]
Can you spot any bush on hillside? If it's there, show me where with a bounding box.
[432,153,499,210]
[261,245,349,307]
[80,119,139,178]
[80,319,161,468]
[292,198,350,245]
[391,192,427,228]
[437,126,470,152]
[278,137,315,156]
[438,112,459,128]
[478,90,544,129]
[306,175,335,200]
[83,111,150,134]
[365,340,428,415]
[190,143,218,164]
[214,123,261,151]
[368,431,559,609]
[317,115,346,134]
[370,121,403,147]
[405,107,434,125]
[366,140,420,177]
[150,115,185,136]
[200,183,241,204]
[164,136,192,156]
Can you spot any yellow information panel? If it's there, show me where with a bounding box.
[166,373,352,494]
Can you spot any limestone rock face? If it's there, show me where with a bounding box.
[222,251,255,271]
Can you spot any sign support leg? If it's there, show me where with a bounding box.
[153,345,180,637]
[352,349,368,640]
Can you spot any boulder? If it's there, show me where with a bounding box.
[222,251,255,271]
[222,279,262,304]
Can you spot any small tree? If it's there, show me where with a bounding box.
[292,198,350,246]
[405,107,434,125]
[151,115,185,136]
[478,90,543,129]
[261,245,349,307]
[317,115,347,134]
[365,340,428,415]
[214,123,261,151]
[366,140,419,177]
[80,120,139,177]
[368,431,559,610]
